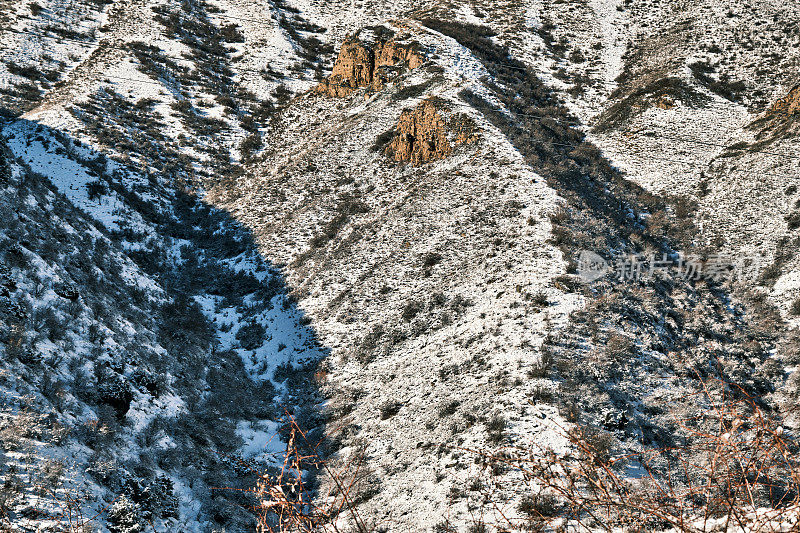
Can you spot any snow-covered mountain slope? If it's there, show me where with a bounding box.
[0,116,328,530]
[207,18,790,529]
[1,0,799,531]
[0,0,332,525]
[210,24,584,527]
[576,0,800,321]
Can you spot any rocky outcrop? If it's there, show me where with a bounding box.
[375,40,423,71]
[769,85,800,116]
[748,85,800,138]
[315,35,423,97]
[384,98,477,164]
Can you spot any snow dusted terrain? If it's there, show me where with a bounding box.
[212,25,584,525]
[1,0,800,531]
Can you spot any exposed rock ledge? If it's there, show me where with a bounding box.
[748,85,800,138]
[315,32,424,97]
[769,85,800,116]
[384,97,478,164]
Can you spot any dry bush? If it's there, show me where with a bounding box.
[252,415,376,533]
[453,377,800,532]
[1,485,113,532]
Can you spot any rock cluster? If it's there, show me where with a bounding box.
[769,85,800,116]
[384,98,476,164]
[315,35,423,97]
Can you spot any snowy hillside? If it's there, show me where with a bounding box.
[1,0,800,531]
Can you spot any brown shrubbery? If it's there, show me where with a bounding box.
[445,378,800,532]
[253,416,375,533]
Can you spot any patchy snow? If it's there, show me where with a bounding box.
[2,0,799,530]
[2,121,136,231]
[235,419,282,462]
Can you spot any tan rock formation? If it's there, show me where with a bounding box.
[315,35,423,97]
[384,98,477,164]
[769,85,800,116]
[324,39,374,97]
[375,40,424,71]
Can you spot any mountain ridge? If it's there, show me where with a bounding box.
[2,1,800,531]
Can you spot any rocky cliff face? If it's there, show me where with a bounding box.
[384,97,476,163]
[315,33,423,97]
[769,85,800,116]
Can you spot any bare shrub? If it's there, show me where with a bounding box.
[604,332,635,360]
[485,414,507,445]
[527,348,553,379]
[790,298,800,316]
[251,415,376,532]
[457,377,800,532]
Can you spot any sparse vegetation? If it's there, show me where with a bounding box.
[444,378,800,531]
[2,2,799,531]
[379,401,402,420]
[485,413,506,444]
